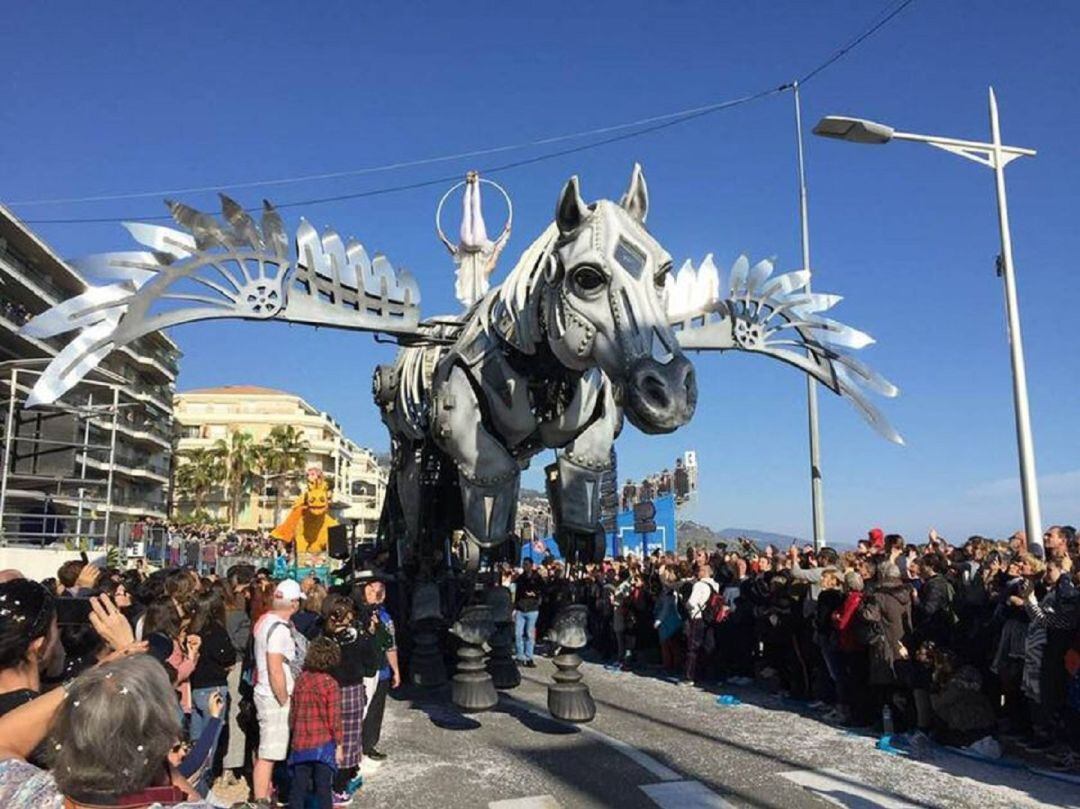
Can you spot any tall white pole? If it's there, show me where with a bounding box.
[76,392,93,538]
[103,386,120,551]
[988,87,1043,556]
[793,81,826,550]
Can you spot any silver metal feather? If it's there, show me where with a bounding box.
[20,195,423,407]
[670,254,902,444]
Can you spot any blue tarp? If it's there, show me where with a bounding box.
[520,536,563,564]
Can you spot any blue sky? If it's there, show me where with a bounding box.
[3,1,1078,543]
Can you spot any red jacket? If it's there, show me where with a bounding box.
[832,591,865,652]
[289,671,342,752]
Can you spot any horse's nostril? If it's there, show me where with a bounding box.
[641,373,670,410]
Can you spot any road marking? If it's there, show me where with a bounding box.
[780,769,921,808]
[577,723,682,781]
[640,780,735,808]
[489,796,561,809]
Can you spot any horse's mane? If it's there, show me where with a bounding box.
[484,222,558,354]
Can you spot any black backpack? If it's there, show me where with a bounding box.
[701,583,728,625]
[854,593,886,646]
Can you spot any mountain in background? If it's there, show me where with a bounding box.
[677,520,804,550]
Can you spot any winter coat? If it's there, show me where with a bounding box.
[867,581,912,685]
[914,574,955,646]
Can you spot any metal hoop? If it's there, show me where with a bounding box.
[435,176,513,249]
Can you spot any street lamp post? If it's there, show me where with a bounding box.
[792,81,827,552]
[814,88,1044,557]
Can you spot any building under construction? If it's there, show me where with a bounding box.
[0,205,179,547]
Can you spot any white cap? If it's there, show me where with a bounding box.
[274,579,306,601]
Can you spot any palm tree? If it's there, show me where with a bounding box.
[174,447,224,517]
[261,425,310,525]
[213,430,258,527]
[250,442,276,528]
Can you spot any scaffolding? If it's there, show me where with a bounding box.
[0,359,125,548]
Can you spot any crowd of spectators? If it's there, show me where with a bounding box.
[511,525,1080,772]
[131,520,285,569]
[0,297,31,326]
[2,521,1075,809]
[0,557,399,808]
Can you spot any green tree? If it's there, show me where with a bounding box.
[174,447,224,516]
[260,425,310,525]
[213,430,258,527]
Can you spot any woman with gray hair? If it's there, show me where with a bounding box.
[0,599,212,808]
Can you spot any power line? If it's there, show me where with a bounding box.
[8,93,797,208]
[799,0,917,85]
[18,1,916,226]
[21,89,784,225]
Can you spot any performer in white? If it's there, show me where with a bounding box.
[441,171,512,308]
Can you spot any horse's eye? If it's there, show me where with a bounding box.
[655,263,673,288]
[572,266,606,292]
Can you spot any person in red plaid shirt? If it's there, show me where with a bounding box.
[288,638,344,809]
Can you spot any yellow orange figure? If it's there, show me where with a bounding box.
[272,467,338,555]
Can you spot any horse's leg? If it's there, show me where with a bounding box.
[431,365,520,569]
[394,442,423,565]
[460,180,477,246]
[470,178,489,244]
[554,384,618,564]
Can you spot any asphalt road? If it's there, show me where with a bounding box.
[355,658,1080,809]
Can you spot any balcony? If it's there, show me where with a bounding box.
[90,416,173,449]
[130,336,180,376]
[77,450,170,484]
[0,242,79,304]
[122,377,174,412]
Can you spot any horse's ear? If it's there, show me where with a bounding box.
[556,176,589,235]
[619,163,649,224]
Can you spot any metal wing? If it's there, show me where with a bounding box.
[20,195,424,407]
[669,254,902,444]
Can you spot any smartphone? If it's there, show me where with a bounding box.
[55,597,94,626]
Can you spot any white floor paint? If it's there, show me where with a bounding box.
[488,796,562,809]
[639,780,737,808]
[780,768,922,808]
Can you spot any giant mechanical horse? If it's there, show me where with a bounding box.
[22,165,900,714]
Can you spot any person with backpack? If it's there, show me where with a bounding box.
[830,571,869,725]
[682,563,719,685]
[914,553,957,648]
[251,578,306,807]
[864,568,913,731]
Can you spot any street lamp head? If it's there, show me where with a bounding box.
[813,116,895,145]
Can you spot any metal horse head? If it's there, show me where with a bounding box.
[494,165,697,434]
